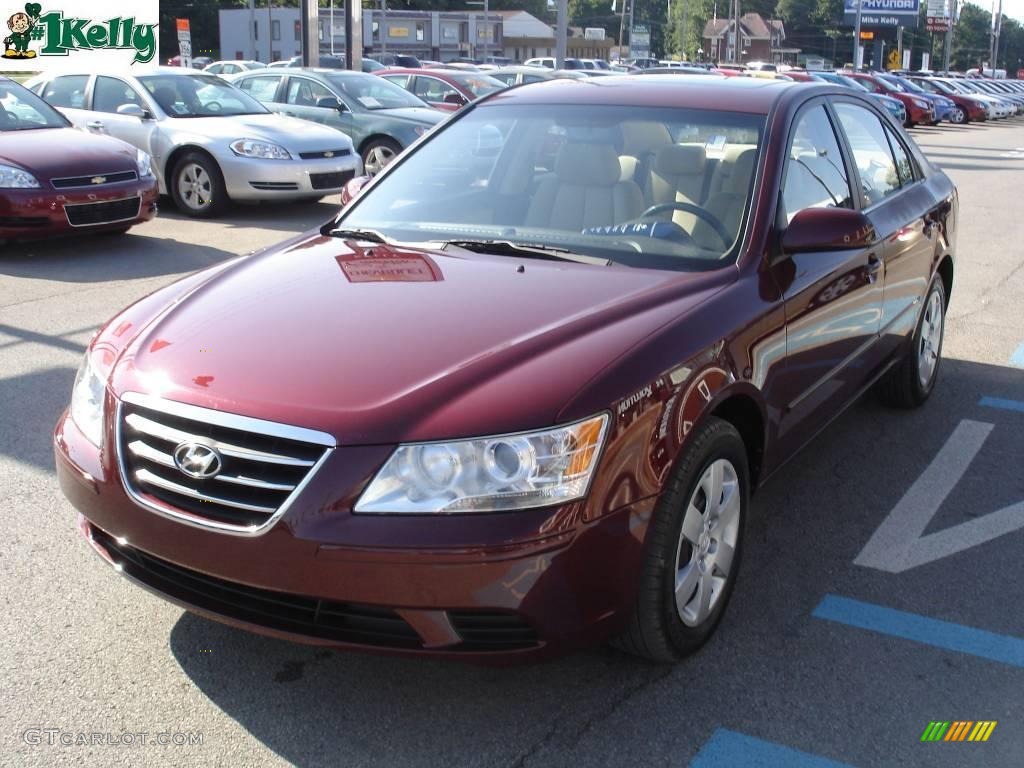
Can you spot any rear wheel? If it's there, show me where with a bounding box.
[614,417,748,662]
[876,277,946,409]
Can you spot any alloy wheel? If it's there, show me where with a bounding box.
[364,145,396,176]
[918,289,944,389]
[178,163,213,211]
[952,107,966,124]
[673,458,741,628]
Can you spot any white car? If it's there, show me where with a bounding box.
[204,60,267,76]
[27,68,361,218]
[524,57,555,69]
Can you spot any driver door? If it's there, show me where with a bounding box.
[771,101,885,456]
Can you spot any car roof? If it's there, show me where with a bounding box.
[483,74,802,114]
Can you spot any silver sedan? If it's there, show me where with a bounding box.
[27,68,361,218]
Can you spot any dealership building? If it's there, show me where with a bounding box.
[218,8,611,64]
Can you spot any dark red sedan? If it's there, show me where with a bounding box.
[0,78,158,242]
[56,76,956,663]
[376,68,505,111]
[846,72,936,127]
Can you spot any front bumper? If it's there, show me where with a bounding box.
[906,102,935,125]
[0,178,158,240]
[219,152,362,201]
[55,409,655,662]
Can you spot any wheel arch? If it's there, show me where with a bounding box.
[707,388,767,490]
[164,144,222,189]
[358,133,402,156]
[936,255,954,308]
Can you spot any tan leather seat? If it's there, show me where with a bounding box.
[526,143,643,231]
[618,121,674,185]
[645,144,708,231]
[693,148,756,251]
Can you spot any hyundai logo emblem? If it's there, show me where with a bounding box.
[173,442,223,479]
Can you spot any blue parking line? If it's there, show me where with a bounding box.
[1010,343,1024,368]
[690,729,854,768]
[813,595,1024,669]
[979,396,1024,414]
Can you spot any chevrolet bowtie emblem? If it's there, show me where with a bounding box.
[324,151,334,158]
[90,176,106,185]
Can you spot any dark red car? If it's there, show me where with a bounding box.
[909,76,989,124]
[0,78,158,242]
[56,76,956,663]
[376,68,505,111]
[846,72,936,127]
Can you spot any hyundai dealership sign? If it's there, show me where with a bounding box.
[843,0,920,27]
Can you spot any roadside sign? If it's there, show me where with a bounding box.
[631,25,650,59]
[176,18,192,68]
[860,30,875,39]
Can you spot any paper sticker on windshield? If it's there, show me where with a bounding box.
[705,135,727,156]
[583,222,681,239]
[357,96,382,108]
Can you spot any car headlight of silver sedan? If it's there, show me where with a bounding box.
[70,353,107,447]
[355,414,609,514]
[0,162,40,188]
[229,139,292,160]
[136,148,154,178]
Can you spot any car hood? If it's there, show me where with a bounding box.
[0,127,137,180]
[374,106,445,126]
[165,112,354,151]
[110,234,729,444]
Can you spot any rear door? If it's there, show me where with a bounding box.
[772,100,885,456]
[832,100,941,362]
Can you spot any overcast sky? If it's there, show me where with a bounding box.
[980,0,1024,23]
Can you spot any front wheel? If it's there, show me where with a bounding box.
[170,151,228,218]
[950,106,966,124]
[361,137,402,177]
[614,417,748,662]
[876,276,946,409]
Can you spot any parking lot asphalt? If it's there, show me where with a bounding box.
[1,120,1023,768]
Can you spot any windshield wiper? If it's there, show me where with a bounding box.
[439,239,613,266]
[326,227,390,244]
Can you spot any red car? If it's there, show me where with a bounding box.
[57,77,956,663]
[0,78,158,242]
[909,76,989,124]
[846,72,936,127]
[376,68,505,111]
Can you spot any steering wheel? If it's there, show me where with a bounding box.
[205,100,223,114]
[640,202,732,249]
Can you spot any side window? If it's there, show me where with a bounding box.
[237,75,281,102]
[206,64,222,75]
[884,125,916,186]
[834,102,901,206]
[286,78,333,107]
[781,104,853,223]
[413,77,458,102]
[41,75,89,109]
[93,77,143,114]
[382,74,409,89]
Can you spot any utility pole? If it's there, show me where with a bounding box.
[556,0,568,68]
[301,0,318,66]
[267,0,272,64]
[617,0,626,59]
[852,0,863,68]
[942,0,954,72]
[681,0,689,60]
[248,0,256,61]
[381,0,387,58]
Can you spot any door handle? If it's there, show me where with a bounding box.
[866,254,883,283]
[85,120,105,132]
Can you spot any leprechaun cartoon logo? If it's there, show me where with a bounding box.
[3,3,41,59]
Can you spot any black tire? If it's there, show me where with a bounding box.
[169,151,228,218]
[951,107,967,124]
[361,137,403,177]
[613,417,749,663]
[876,276,946,409]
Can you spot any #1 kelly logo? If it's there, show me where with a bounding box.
[2,3,157,63]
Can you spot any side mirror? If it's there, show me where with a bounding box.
[781,207,877,254]
[442,92,466,106]
[116,103,149,119]
[340,175,371,206]
[316,96,345,112]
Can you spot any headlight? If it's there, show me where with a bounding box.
[229,139,291,160]
[136,148,153,178]
[0,162,40,188]
[70,353,107,447]
[355,414,609,514]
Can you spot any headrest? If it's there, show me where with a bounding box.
[654,144,707,177]
[556,143,623,186]
[620,121,673,155]
[727,148,756,194]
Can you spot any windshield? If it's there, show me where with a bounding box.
[325,73,427,109]
[139,74,268,118]
[880,76,909,92]
[824,73,869,91]
[0,80,68,130]
[449,72,506,97]
[894,76,925,93]
[339,104,765,271]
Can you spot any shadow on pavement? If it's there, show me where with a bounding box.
[158,197,341,236]
[165,357,1024,767]
[0,365,76,472]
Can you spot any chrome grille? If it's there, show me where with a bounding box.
[117,393,335,535]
